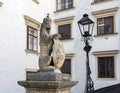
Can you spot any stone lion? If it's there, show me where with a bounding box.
[38,14,60,71]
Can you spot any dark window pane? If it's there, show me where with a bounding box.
[105,16,113,34]
[58,24,71,39]
[27,26,38,51]
[98,57,106,77]
[61,59,71,74]
[98,26,105,34]
[98,56,114,78]
[97,18,105,35]
[97,16,113,35]
[106,57,114,78]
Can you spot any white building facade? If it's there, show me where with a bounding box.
[0,0,120,93]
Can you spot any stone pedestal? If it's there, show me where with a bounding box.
[18,81,77,93]
[18,71,78,93]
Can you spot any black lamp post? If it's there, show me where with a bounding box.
[78,14,94,93]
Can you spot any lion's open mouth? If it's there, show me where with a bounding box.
[46,28,51,30]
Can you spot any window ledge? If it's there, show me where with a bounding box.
[54,7,75,13]
[66,53,75,59]
[25,49,39,55]
[94,33,118,37]
[0,2,3,6]
[96,77,117,80]
[60,38,74,41]
[91,0,113,5]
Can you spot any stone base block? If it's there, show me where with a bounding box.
[27,71,71,81]
[18,81,78,93]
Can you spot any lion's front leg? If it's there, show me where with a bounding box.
[38,56,55,71]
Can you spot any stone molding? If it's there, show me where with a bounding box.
[91,0,113,5]
[54,7,75,13]
[66,53,75,59]
[24,15,41,30]
[92,50,119,55]
[18,80,78,93]
[92,7,119,16]
[92,7,119,36]
[18,81,78,89]
[25,49,40,55]
[54,16,74,23]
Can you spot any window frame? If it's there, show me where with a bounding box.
[27,26,38,52]
[61,59,71,75]
[24,15,41,55]
[97,16,114,35]
[92,7,118,37]
[54,16,74,40]
[61,53,74,77]
[56,0,73,11]
[93,50,118,80]
[58,24,71,40]
[97,56,115,78]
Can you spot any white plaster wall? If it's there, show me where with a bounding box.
[50,0,120,93]
[0,0,50,93]
[0,0,120,93]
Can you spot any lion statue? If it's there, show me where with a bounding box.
[38,14,60,71]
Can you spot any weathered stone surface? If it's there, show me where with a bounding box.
[18,15,78,93]
[18,81,78,93]
[38,15,65,72]
[52,35,65,73]
[27,71,71,81]
[39,14,61,71]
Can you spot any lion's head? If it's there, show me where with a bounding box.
[42,14,52,31]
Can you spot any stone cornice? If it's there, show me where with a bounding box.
[66,53,75,59]
[92,7,119,15]
[24,15,41,26]
[92,50,119,55]
[54,16,75,23]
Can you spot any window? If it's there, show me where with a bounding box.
[58,24,71,39]
[92,7,118,36]
[97,16,113,35]
[93,50,119,79]
[24,15,41,54]
[98,56,114,78]
[57,0,73,11]
[54,16,74,40]
[61,59,71,74]
[27,26,38,52]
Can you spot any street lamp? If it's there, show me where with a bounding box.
[78,14,94,93]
